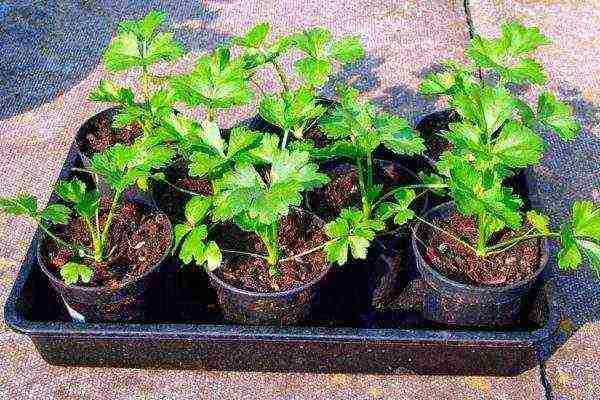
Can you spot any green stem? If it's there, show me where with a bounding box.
[141,64,151,104]
[262,223,280,266]
[221,249,268,261]
[279,240,336,263]
[372,184,448,210]
[485,231,560,256]
[366,153,374,188]
[38,224,79,253]
[84,217,102,262]
[153,177,207,197]
[476,214,487,256]
[99,191,121,258]
[281,129,290,150]
[414,216,477,254]
[271,60,290,93]
[206,108,216,122]
[355,158,371,217]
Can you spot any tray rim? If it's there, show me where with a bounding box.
[3,237,560,347]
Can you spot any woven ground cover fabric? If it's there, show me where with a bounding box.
[2,0,596,398]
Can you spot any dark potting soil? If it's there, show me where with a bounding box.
[424,211,541,286]
[154,159,213,222]
[303,121,333,149]
[43,198,171,288]
[80,113,142,156]
[416,110,460,162]
[213,211,328,293]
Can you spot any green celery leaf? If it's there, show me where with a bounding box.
[60,262,93,285]
[492,121,545,168]
[571,200,600,240]
[450,84,515,136]
[227,127,261,159]
[466,20,550,84]
[234,22,269,48]
[56,179,87,204]
[537,92,581,141]
[419,71,456,95]
[0,194,38,218]
[526,210,550,235]
[179,225,208,265]
[292,27,332,58]
[144,32,184,65]
[103,31,143,71]
[295,57,333,87]
[185,196,212,226]
[40,204,71,225]
[73,191,101,220]
[325,239,349,265]
[173,223,192,254]
[204,241,222,271]
[170,47,253,109]
[558,225,582,270]
[577,239,600,276]
[330,36,365,64]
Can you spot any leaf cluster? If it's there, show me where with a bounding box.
[418,20,583,253]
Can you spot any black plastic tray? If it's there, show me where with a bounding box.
[3,138,560,375]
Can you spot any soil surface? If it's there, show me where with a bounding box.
[303,121,333,149]
[79,113,142,156]
[153,159,213,222]
[308,160,422,221]
[213,210,328,293]
[43,198,171,288]
[422,211,541,286]
[416,109,460,162]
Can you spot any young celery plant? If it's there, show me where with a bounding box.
[89,10,184,138]
[0,140,173,285]
[418,154,600,274]
[172,129,330,277]
[411,21,599,275]
[233,23,365,147]
[308,85,430,264]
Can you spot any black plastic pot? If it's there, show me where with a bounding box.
[76,107,156,207]
[306,159,429,311]
[207,209,332,326]
[412,202,549,328]
[36,211,173,323]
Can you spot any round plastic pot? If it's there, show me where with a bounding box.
[207,210,332,326]
[411,202,549,328]
[37,211,173,323]
[307,159,429,310]
[76,107,155,208]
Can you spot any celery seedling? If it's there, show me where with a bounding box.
[1,140,173,285]
[89,10,184,136]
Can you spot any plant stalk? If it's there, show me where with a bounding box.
[99,191,122,259]
[414,215,477,254]
[279,240,336,263]
[355,157,371,217]
[271,60,290,93]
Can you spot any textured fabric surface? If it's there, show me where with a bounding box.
[0,0,597,398]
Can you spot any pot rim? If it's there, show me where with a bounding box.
[417,108,457,169]
[411,201,550,294]
[207,208,333,298]
[75,106,122,158]
[37,210,173,294]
